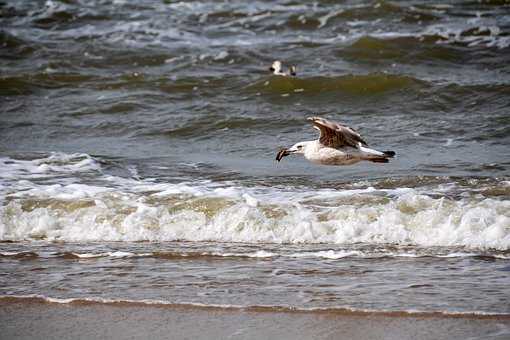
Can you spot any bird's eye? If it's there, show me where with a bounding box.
[297,145,303,149]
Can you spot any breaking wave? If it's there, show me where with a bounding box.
[1,153,509,250]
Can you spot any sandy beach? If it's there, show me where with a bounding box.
[1,298,510,340]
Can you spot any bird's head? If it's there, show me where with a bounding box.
[269,60,282,74]
[288,142,307,154]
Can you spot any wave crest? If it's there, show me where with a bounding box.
[1,183,509,249]
[249,73,426,96]
[1,153,508,249]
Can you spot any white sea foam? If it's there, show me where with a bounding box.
[317,10,343,29]
[0,251,22,256]
[9,183,113,200]
[288,250,361,259]
[1,153,509,250]
[423,24,510,49]
[71,251,144,258]
[2,249,506,260]
[2,185,508,249]
[0,153,100,184]
[215,250,276,258]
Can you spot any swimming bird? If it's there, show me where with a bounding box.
[269,60,296,76]
[276,117,395,165]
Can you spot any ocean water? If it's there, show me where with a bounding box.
[1,0,510,317]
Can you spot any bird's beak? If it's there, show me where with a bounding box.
[269,67,275,72]
[276,148,291,162]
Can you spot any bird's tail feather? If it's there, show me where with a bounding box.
[360,148,396,163]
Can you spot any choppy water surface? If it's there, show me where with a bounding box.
[1,0,510,316]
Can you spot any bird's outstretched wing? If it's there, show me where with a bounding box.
[308,116,368,148]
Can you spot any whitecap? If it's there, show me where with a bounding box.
[1,153,509,250]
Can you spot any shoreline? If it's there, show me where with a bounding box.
[1,297,510,340]
[1,295,509,320]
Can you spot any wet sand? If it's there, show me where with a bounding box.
[1,299,509,340]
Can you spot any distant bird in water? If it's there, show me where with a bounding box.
[269,60,296,76]
[276,117,395,165]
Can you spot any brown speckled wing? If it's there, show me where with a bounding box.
[307,117,368,149]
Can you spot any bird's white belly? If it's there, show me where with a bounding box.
[305,147,361,165]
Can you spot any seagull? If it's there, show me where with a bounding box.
[269,60,296,76]
[276,117,395,165]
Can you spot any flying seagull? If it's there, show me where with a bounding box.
[276,117,395,165]
[269,60,296,76]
